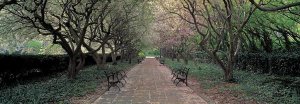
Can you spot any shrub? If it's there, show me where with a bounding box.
[237,52,300,76]
[0,54,69,85]
[0,61,135,104]
[0,54,120,85]
[164,58,300,103]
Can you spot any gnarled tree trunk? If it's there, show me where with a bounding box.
[67,52,85,79]
[92,53,102,67]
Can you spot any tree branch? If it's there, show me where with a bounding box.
[249,0,300,11]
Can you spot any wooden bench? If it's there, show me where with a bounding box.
[137,57,144,63]
[159,58,165,64]
[104,68,128,91]
[171,67,190,86]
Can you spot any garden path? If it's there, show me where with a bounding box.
[93,58,207,104]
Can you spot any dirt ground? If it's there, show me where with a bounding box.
[188,77,259,104]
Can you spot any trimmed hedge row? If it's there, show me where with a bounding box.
[0,54,121,85]
[0,54,69,84]
[236,52,300,76]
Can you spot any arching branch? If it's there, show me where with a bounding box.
[249,0,300,11]
[0,0,17,10]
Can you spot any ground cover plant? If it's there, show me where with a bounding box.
[0,61,136,104]
[164,58,300,103]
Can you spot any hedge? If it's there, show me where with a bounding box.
[236,52,300,76]
[0,54,121,85]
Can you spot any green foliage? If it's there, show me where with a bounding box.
[165,58,223,89]
[144,49,160,56]
[41,44,64,55]
[138,51,145,58]
[0,36,64,55]
[164,58,300,103]
[237,52,300,76]
[231,71,300,104]
[244,3,300,52]
[0,62,135,104]
[26,40,43,54]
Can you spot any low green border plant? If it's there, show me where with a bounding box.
[0,62,136,104]
[164,58,300,103]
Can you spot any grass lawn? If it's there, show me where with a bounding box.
[0,61,136,104]
[164,58,300,104]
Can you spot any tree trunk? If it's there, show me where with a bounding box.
[283,32,291,50]
[112,51,117,65]
[225,62,234,82]
[67,52,85,79]
[129,53,132,64]
[262,32,273,53]
[159,48,162,58]
[77,52,85,72]
[68,56,77,79]
[224,67,234,82]
[92,53,102,67]
[201,46,234,82]
[101,45,106,65]
[121,50,124,62]
[171,53,175,61]
[226,51,235,82]
[225,34,236,82]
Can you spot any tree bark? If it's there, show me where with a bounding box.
[101,44,107,65]
[68,56,77,79]
[282,32,291,50]
[112,51,117,65]
[129,53,132,64]
[92,53,102,67]
[67,52,85,79]
[225,67,234,82]
[121,49,124,62]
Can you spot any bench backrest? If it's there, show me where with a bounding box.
[174,67,189,77]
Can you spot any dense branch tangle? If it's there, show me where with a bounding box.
[160,0,257,82]
[249,0,300,11]
[158,0,300,82]
[1,0,149,79]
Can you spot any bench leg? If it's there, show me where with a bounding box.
[108,83,114,91]
[123,78,127,83]
[173,78,178,83]
[119,80,125,87]
[176,79,184,86]
[171,74,176,80]
[107,80,112,91]
[185,79,188,86]
[117,85,121,91]
[175,79,188,86]
[176,80,180,86]
[107,85,111,91]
